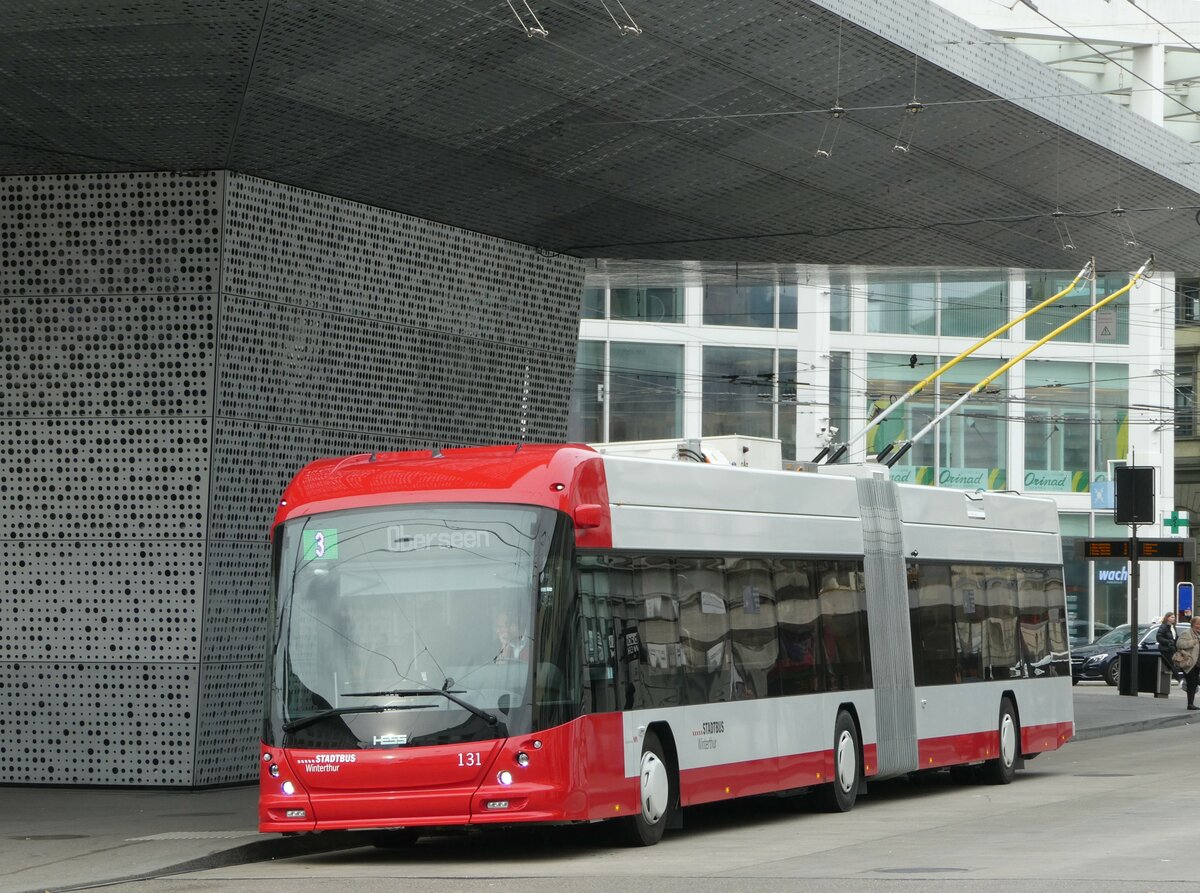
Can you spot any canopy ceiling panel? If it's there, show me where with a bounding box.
[4,0,1200,269]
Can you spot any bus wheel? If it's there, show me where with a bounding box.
[982,697,1018,785]
[620,729,675,846]
[821,710,861,812]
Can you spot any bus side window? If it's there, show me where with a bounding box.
[985,568,1021,680]
[577,557,618,714]
[635,561,683,709]
[952,565,985,681]
[908,563,956,685]
[1018,566,1053,677]
[817,561,871,691]
[1043,568,1070,676]
[775,559,821,695]
[728,559,777,700]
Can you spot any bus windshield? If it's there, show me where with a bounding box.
[267,503,563,749]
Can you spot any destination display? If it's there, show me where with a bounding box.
[1076,538,1195,561]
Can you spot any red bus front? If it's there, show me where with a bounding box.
[259,497,602,834]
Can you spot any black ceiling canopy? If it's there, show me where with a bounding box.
[4,0,1200,270]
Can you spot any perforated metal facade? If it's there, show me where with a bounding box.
[0,171,583,785]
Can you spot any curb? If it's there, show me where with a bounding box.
[1072,713,1200,742]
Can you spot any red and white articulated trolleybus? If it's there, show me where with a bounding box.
[259,444,1073,846]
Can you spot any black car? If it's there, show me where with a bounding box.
[1071,624,1152,685]
[1114,625,1187,689]
[1068,619,1114,648]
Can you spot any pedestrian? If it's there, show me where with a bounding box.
[1156,611,1177,670]
[1172,616,1200,710]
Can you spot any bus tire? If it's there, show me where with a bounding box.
[821,710,861,812]
[982,697,1018,785]
[619,729,675,846]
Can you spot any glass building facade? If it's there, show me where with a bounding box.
[570,262,1176,635]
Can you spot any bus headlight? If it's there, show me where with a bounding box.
[497,770,513,786]
[282,781,296,795]
[515,751,530,767]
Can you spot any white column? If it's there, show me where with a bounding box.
[798,273,833,458]
[1131,44,1165,125]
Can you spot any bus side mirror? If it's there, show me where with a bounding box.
[573,504,603,529]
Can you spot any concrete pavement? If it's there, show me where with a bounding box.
[2,682,1196,893]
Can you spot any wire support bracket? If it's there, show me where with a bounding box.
[507,0,549,37]
[600,0,642,34]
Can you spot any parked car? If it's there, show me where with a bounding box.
[1114,624,1187,689]
[1071,623,1152,685]
[1068,619,1114,647]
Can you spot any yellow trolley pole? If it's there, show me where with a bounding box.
[817,257,1094,463]
[884,257,1152,467]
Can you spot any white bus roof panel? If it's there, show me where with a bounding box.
[897,484,1061,564]
[602,457,860,518]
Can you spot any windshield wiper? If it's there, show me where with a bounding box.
[342,687,500,726]
[282,703,432,734]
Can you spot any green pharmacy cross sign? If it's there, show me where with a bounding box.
[1165,510,1190,536]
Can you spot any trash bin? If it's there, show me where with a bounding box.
[1118,650,1171,696]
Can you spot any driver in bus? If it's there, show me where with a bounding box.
[495,610,530,661]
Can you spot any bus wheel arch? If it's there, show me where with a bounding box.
[821,706,863,812]
[619,723,679,846]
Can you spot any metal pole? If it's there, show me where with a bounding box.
[1127,522,1140,697]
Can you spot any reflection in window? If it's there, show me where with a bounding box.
[576,554,872,710]
[867,273,935,335]
[830,270,851,332]
[775,560,821,695]
[1177,359,1196,437]
[1177,278,1200,325]
[908,561,1067,685]
[984,568,1020,679]
[779,349,798,461]
[865,353,935,467]
[702,346,774,439]
[829,351,851,452]
[1057,513,1091,636]
[727,560,778,700]
[567,339,604,443]
[608,342,683,441]
[1024,360,1090,485]
[817,562,871,691]
[779,285,798,329]
[704,281,775,327]
[582,287,605,320]
[677,560,730,704]
[1018,566,1069,678]
[1094,363,1128,475]
[938,357,1006,478]
[908,564,956,685]
[611,287,683,323]
[940,273,1007,339]
[1025,271,1090,343]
